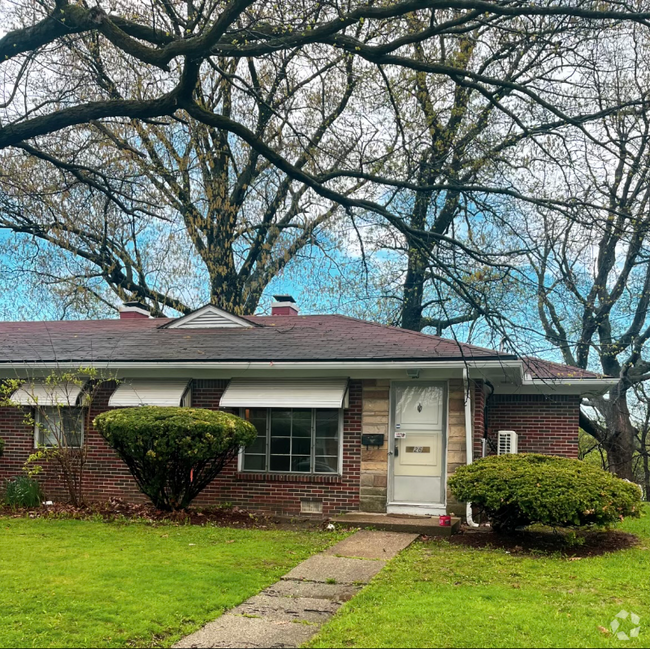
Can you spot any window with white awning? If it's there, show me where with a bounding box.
[10,381,87,407]
[108,380,191,407]
[219,378,349,409]
[220,379,348,476]
[9,382,88,449]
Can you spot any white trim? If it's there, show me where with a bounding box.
[522,377,617,388]
[387,504,447,516]
[0,360,524,370]
[165,304,253,329]
[463,368,479,527]
[444,379,450,511]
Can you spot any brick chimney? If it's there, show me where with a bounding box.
[271,295,299,316]
[119,301,150,319]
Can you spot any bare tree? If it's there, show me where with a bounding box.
[3,1,650,254]
[0,16,361,315]
[512,26,650,480]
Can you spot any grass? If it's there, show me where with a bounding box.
[309,510,650,648]
[0,516,342,648]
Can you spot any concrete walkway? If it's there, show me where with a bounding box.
[174,530,418,649]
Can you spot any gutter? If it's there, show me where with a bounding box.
[522,377,618,389]
[0,359,524,371]
[463,367,479,528]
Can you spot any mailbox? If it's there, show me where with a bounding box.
[361,434,385,449]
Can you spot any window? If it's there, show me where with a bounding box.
[35,407,84,448]
[241,408,341,474]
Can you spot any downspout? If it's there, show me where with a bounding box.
[482,379,495,458]
[463,367,479,528]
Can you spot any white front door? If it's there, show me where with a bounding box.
[389,383,446,514]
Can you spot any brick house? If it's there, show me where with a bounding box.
[0,297,615,518]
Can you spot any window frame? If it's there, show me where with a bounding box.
[238,407,343,476]
[34,406,85,449]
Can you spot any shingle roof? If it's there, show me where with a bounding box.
[0,314,512,363]
[521,357,606,380]
[0,313,607,380]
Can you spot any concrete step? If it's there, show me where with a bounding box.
[332,512,461,536]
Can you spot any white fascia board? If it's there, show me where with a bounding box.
[0,359,524,371]
[520,377,618,395]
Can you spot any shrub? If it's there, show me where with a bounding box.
[94,406,257,511]
[0,437,4,456]
[3,475,43,508]
[448,453,642,533]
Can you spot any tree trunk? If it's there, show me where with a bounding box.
[401,243,427,331]
[601,390,637,481]
[400,186,431,332]
[640,426,649,499]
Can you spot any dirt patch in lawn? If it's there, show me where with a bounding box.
[0,498,327,531]
[443,525,639,557]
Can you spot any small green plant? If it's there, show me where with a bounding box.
[0,437,4,456]
[448,453,642,533]
[563,531,585,548]
[3,475,43,508]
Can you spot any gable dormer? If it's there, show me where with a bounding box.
[162,304,255,329]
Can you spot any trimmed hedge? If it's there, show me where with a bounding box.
[448,453,642,532]
[94,407,257,511]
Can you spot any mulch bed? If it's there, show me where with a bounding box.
[442,525,639,557]
[0,498,327,530]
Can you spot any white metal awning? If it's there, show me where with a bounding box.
[220,378,349,409]
[108,379,191,407]
[11,381,87,407]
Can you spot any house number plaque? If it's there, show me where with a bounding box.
[405,446,430,453]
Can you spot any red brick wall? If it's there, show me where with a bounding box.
[0,406,34,481]
[197,379,362,516]
[0,379,362,516]
[479,393,581,458]
[0,381,143,503]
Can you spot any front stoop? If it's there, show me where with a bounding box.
[333,512,461,536]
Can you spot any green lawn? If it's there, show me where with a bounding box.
[309,511,650,649]
[0,517,340,648]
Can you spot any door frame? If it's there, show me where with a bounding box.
[387,380,448,516]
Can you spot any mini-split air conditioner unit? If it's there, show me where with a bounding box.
[497,430,518,455]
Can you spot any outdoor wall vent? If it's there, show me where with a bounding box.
[497,430,518,455]
[300,499,323,515]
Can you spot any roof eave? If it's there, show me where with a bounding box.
[0,359,523,371]
[521,377,617,396]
